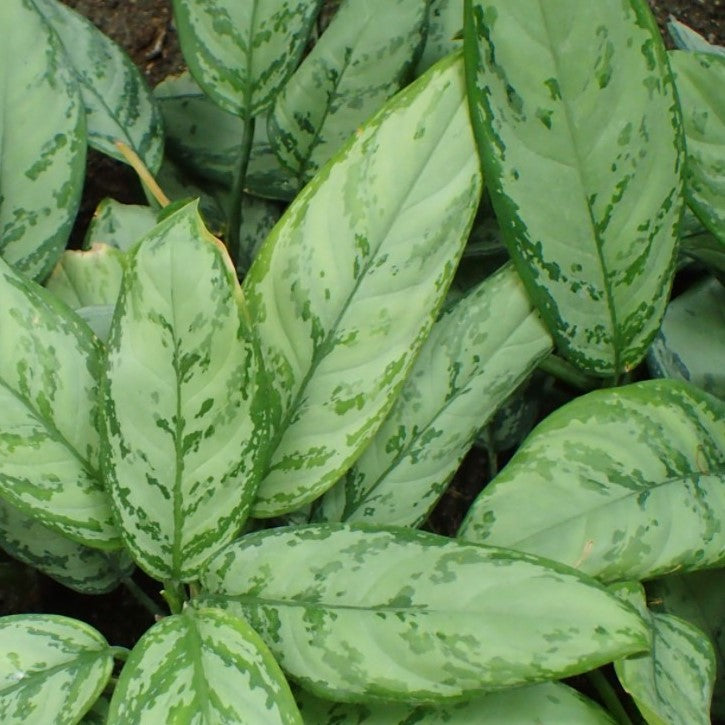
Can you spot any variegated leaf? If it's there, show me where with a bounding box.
[0,498,133,594]
[464,0,684,376]
[611,581,716,725]
[171,0,322,117]
[0,0,85,280]
[668,18,725,56]
[296,681,616,724]
[102,202,268,581]
[269,0,428,184]
[84,199,157,252]
[459,380,725,582]
[670,51,725,243]
[415,0,464,76]
[107,608,302,724]
[246,54,482,517]
[647,277,725,400]
[0,614,113,725]
[31,0,163,171]
[318,263,552,527]
[80,695,109,724]
[679,208,725,283]
[235,196,282,278]
[0,256,119,548]
[198,525,649,703]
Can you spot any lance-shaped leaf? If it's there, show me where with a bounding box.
[464,0,684,376]
[30,0,163,172]
[102,202,268,581]
[85,199,157,252]
[171,0,322,117]
[107,608,301,724]
[296,681,617,724]
[269,0,428,184]
[0,499,133,595]
[0,0,85,280]
[459,380,725,582]
[318,263,552,527]
[0,614,113,725]
[670,51,725,244]
[647,277,725,400]
[668,18,725,56]
[198,525,649,703]
[0,257,119,548]
[611,581,716,725]
[415,0,464,76]
[246,54,482,517]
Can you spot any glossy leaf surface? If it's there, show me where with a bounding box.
[464,0,684,375]
[199,525,649,702]
[319,263,552,526]
[460,380,725,581]
[670,51,725,243]
[107,608,301,724]
[171,0,322,116]
[647,277,725,399]
[0,0,85,280]
[0,257,119,548]
[415,0,464,75]
[84,199,157,252]
[296,681,616,724]
[269,0,428,184]
[0,499,132,594]
[102,203,267,580]
[0,614,112,725]
[246,54,482,517]
[32,0,163,171]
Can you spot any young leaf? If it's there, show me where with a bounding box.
[464,0,684,376]
[611,582,716,725]
[647,277,725,399]
[0,614,113,725]
[269,0,428,184]
[0,0,85,280]
[459,380,725,582]
[670,51,725,244]
[171,0,322,117]
[667,18,725,56]
[30,0,163,172]
[415,0,464,76]
[246,53,482,517]
[0,257,120,549]
[84,199,157,252]
[102,202,269,581]
[0,498,133,595]
[296,681,617,724]
[107,608,302,724]
[318,263,552,527]
[198,525,649,703]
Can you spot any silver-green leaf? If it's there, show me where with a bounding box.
[464,0,684,375]
[198,524,649,703]
[246,53,482,517]
[84,199,157,252]
[415,0,464,76]
[459,379,725,582]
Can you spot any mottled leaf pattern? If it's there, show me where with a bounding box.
[84,199,157,252]
[31,0,163,171]
[415,0,464,75]
[235,196,282,278]
[199,525,649,702]
[318,263,552,527]
[459,380,725,581]
[269,0,428,184]
[0,0,85,280]
[171,0,322,116]
[0,614,112,725]
[246,54,482,517]
[102,203,268,581]
[0,498,133,594]
[670,51,725,243]
[647,277,725,399]
[464,0,684,375]
[107,608,302,724]
[611,581,716,725]
[296,681,616,724]
[0,256,119,548]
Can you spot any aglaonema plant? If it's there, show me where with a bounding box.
[0,0,722,723]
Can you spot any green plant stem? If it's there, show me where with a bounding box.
[228,114,256,271]
[122,576,165,618]
[587,670,634,725]
[162,580,186,615]
[109,646,130,661]
[538,354,601,392]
